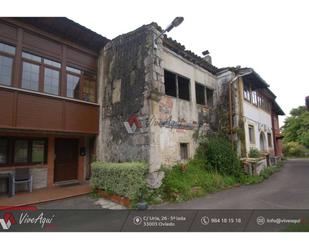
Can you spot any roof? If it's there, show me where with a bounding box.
[151,23,220,75]
[14,17,110,52]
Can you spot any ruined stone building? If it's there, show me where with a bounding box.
[0,18,284,193]
[95,23,285,186]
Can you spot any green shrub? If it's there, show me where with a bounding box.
[240,163,283,184]
[196,135,242,177]
[283,141,307,157]
[90,162,147,199]
[149,162,238,203]
[248,148,262,158]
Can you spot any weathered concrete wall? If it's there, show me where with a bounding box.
[154,47,218,166]
[97,25,154,163]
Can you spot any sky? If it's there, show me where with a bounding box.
[3,0,309,126]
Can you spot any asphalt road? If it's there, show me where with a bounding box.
[153,159,309,209]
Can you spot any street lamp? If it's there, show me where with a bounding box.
[154,16,184,48]
[228,67,253,139]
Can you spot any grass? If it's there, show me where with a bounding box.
[145,160,284,204]
[240,161,283,185]
[145,159,239,203]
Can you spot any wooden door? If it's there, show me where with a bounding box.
[54,138,78,182]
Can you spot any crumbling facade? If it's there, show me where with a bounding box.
[96,23,224,186]
[95,22,285,186]
[0,18,285,196]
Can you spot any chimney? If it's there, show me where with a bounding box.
[202,50,212,64]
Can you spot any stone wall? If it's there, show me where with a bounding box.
[97,24,156,164]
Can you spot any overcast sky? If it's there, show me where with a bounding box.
[4,0,309,126]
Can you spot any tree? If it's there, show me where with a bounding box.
[282,106,309,148]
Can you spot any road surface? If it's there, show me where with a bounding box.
[153,159,309,209]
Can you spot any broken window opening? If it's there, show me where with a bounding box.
[195,83,205,105]
[178,76,190,101]
[180,143,189,160]
[206,87,214,107]
[164,70,177,97]
[164,70,190,101]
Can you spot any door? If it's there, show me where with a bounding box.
[54,138,78,182]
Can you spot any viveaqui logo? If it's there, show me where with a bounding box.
[0,213,16,230]
[124,114,143,134]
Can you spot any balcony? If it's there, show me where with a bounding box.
[0,85,99,134]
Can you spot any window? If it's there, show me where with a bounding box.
[206,87,214,107]
[21,61,40,91]
[43,58,61,68]
[0,137,47,166]
[257,95,262,107]
[0,42,16,54]
[0,55,13,86]
[67,74,81,98]
[14,140,29,163]
[22,51,62,95]
[22,52,41,62]
[32,140,45,163]
[66,66,81,74]
[164,70,190,101]
[252,91,257,105]
[267,133,272,147]
[243,84,251,101]
[178,76,190,100]
[180,143,189,160]
[0,42,15,86]
[195,83,205,105]
[81,77,96,102]
[44,68,59,95]
[164,70,177,97]
[0,138,8,164]
[248,125,255,144]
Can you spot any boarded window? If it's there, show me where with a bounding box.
[195,83,205,105]
[248,125,255,144]
[178,76,190,101]
[267,133,272,147]
[180,143,189,160]
[206,87,214,107]
[164,70,177,97]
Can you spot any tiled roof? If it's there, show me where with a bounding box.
[151,23,220,75]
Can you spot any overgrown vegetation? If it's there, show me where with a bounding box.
[145,135,283,204]
[196,135,242,177]
[145,161,239,203]
[90,162,147,200]
[248,148,262,158]
[239,162,283,185]
[282,106,309,157]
